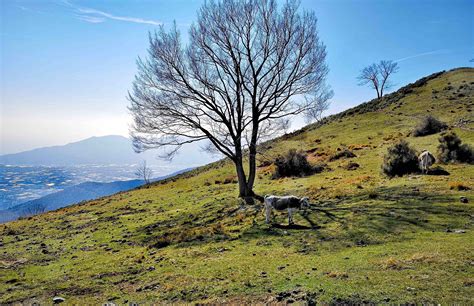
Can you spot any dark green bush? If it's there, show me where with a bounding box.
[329,149,356,161]
[272,149,322,178]
[437,132,474,164]
[382,140,420,177]
[412,115,447,137]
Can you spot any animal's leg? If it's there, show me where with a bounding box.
[288,208,293,225]
[265,204,271,224]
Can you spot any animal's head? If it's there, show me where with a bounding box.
[300,197,310,209]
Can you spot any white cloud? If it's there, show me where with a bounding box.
[76,7,162,26]
[76,15,105,24]
[395,49,449,63]
[62,0,162,26]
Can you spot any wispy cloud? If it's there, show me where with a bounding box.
[76,7,162,26]
[76,15,105,24]
[62,0,162,26]
[395,49,450,63]
[17,5,45,14]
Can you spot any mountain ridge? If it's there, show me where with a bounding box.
[0,135,217,167]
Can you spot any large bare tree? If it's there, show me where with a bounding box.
[358,60,399,98]
[129,0,332,199]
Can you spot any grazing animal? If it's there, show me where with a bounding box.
[418,150,435,173]
[264,195,310,225]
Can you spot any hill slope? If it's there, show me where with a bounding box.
[1,68,473,304]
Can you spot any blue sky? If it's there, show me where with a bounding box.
[1,0,473,154]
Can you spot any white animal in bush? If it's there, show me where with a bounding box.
[418,150,435,173]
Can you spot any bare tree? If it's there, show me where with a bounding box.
[129,0,332,199]
[358,60,399,98]
[20,202,46,218]
[135,160,153,184]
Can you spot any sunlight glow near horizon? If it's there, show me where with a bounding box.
[1,0,473,154]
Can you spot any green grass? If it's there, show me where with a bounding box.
[1,68,473,304]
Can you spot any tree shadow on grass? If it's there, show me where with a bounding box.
[271,223,314,230]
[426,166,450,176]
[134,184,470,250]
[240,184,471,245]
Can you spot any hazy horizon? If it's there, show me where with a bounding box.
[1,0,473,154]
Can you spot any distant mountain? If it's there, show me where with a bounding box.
[0,168,192,223]
[0,135,217,166]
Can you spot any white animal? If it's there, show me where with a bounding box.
[264,195,310,225]
[418,150,435,174]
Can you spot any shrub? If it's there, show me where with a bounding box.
[343,162,360,171]
[380,257,406,270]
[326,271,349,279]
[448,182,470,191]
[222,176,237,184]
[437,132,474,164]
[329,149,356,161]
[367,190,378,199]
[412,115,447,137]
[258,160,272,167]
[382,140,420,177]
[312,163,327,174]
[272,149,321,178]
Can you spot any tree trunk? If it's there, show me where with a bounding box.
[373,81,380,99]
[234,158,253,198]
[247,144,257,194]
[245,118,259,201]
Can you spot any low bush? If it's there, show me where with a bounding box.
[272,149,322,178]
[257,160,272,167]
[348,143,371,150]
[312,163,327,174]
[367,190,378,199]
[437,132,474,164]
[329,149,356,161]
[448,182,471,191]
[382,140,420,177]
[412,115,447,137]
[222,176,237,184]
[343,162,360,171]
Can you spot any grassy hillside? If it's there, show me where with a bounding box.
[1,68,473,304]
